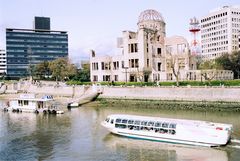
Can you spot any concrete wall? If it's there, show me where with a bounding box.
[99,86,240,102]
[10,81,91,97]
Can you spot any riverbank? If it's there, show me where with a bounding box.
[88,98,240,112]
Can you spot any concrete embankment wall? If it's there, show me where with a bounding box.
[99,86,240,102]
[4,81,90,97]
[26,85,91,97]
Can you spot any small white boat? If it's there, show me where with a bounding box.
[3,94,64,114]
[102,114,233,147]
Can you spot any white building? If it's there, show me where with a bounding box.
[90,9,233,83]
[201,6,240,60]
[0,49,7,75]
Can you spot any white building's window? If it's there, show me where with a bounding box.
[128,43,138,53]
[113,61,119,70]
[114,75,118,81]
[129,59,139,68]
[157,62,161,71]
[103,75,110,81]
[92,62,98,70]
[121,61,125,68]
[101,62,111,70]
[157,48,161,56]
[93,75,98,81]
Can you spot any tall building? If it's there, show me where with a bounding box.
[200,6,240,60]
[0,49,7,75]
[6,17,68,78]
[34,17,50,30]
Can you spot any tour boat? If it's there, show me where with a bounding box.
[4,94,64,114]
[101,114,233,147]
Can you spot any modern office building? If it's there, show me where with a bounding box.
[200,6,240,60]
[0,49,7,75]
[6,17,68,78]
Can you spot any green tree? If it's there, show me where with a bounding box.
[199,60,223,84]
[72,63,90,82]
[49,58,77,81]
[34,61,51,79]
[216,51,240,79]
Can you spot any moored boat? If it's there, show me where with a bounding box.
[3,94,64,114]
[101,114,233,147]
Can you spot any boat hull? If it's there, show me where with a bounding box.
[101,114,232,147]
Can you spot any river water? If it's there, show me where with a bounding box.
[0,101,240,161]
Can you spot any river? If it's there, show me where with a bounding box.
[0,101,240,161]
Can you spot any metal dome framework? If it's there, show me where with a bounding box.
[138,9,165,23]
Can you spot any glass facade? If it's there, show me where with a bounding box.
[6,28,68,78]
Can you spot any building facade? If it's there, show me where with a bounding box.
[90,10,198,83]
[0,49,7,75]
[200,6,240,60]
[6,17,68,78]
[90,9,233,83]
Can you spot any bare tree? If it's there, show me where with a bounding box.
[168,54,181,87]
[200,70,217,85]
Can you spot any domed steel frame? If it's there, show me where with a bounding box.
[138,9,165,23]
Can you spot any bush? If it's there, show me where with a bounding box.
[66,80,240,87]
[66,81,92,85]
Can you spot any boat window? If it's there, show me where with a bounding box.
[162,122,169,128]
[169,124,176,129]
[115,124,126,129]
[128,120,134,124]
[134,120,140,125]
[134,126,140,130]
[128,125,134,130]
[155,122,161,127]
[141,121,148,126]
[169,129,176,135]
[105,118,110,122]
[122,119,128,124]
[111,119,114,124]
[148,121,154,126]
[116,119,121,123]
[154,128,159,132]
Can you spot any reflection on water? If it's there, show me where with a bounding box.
[0,102,240,161]
[104,134,227,161]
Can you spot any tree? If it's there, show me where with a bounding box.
[199,60,223,84]
[72,63,90,82]
[216,51,240,79]
[169,55,181,87]
[34,61,51,79]
[49,58,77,81]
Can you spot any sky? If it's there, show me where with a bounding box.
[0,0,239,63]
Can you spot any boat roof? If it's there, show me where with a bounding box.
[108,114,232,128]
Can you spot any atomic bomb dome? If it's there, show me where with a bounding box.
[138,9,165,23]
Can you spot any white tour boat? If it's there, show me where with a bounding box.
[4,94,64,114]
[102,114,233,147]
